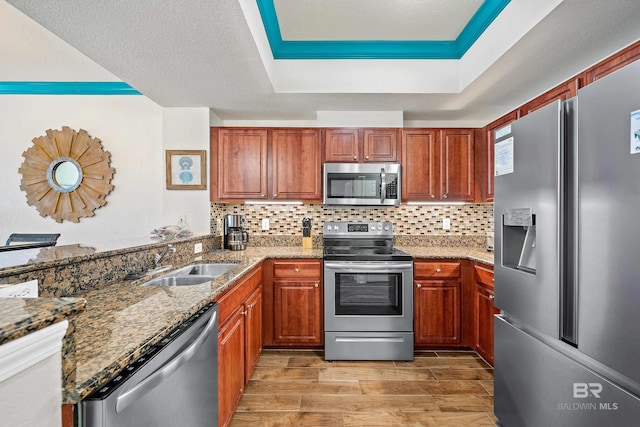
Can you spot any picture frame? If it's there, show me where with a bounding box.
[165,150,207,190]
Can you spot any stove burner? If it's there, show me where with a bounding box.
[322,221,412,262]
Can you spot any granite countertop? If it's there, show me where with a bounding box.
[398,245,494,265]
[0,244,492,404]
[62,246,321,403]
[0,297,86,345]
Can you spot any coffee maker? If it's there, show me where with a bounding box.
[223,214,249,251]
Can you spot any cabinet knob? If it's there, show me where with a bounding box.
[489,295,495,300]
[273,193,277,197]
[295,267,299,272]
[416,283,422,288]
[436,268,441,273]
[241,311,247,316]
[430,194,435,199]
[442,194,448,199]
[353,156,357,160]
[261,193,264,197]
[314,283,319,288]
[365,155,369,160]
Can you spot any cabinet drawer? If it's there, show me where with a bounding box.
[474,264,494,289]
[273,260,321,279]
[414,261,461,279]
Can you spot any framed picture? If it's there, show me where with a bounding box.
[165,150,207,190]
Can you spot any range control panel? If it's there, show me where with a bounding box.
[324,221,393,237]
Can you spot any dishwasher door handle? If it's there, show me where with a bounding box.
[115,310,218,414]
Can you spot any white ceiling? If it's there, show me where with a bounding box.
[3,0,640,127]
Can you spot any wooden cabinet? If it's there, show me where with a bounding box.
[479,112,517,202]
[401,129,475,202]
[214,265,262,427]
[414,261,462,346]
[263,259,323,347]
[211,127,321,202]
[212,128,268,201]
[244,286,262,383]
[271,129,322,200]
[518,78,578,117]
[217,307,245,427]
[324,128,399,163]
[473,263,499,365]
[581,41,640,85]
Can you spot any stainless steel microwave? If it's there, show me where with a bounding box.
[323,163,401,206]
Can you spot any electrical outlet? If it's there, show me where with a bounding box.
[194,243,203,254]
[262,218,270,231]
[443,218,451,230]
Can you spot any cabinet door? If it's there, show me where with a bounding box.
[271,129,321,200]
[273,280,322,345]
[482,113,517,202]
[582,41,640,85]
[439,129,475,201]
[244,286,263,385]
[218,309,245,427]
[363,129,398,162]
[474,283,497,365]
[324,129,360,162]
[217,128,268,199]
[414,280,461,345]
[401,129,438,201]
[518,79,578,117]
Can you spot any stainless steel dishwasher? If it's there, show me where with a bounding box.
[81,302,218,427]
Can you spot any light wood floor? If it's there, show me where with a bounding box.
[231,349,496,427]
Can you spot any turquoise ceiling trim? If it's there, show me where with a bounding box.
[256,0,510,59]
[0,82,141,95]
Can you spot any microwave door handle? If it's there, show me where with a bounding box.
[380,168,387,202]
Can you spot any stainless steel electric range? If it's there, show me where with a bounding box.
[323,221,414,361]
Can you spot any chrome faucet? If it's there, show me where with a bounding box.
[153,244,176,269]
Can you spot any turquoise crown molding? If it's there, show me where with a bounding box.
[0,82,141,95]
[256,0,510,60]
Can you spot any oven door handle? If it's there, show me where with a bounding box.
[324,262,412,271]
[380,167,387,203]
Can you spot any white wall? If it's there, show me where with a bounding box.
[162,108,211,235]
[0,95,165,247]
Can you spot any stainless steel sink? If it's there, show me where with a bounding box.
[140,276,213,287]
[169,263,239,278]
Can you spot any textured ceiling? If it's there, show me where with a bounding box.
[3,0,640,126]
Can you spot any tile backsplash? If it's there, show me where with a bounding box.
[211,203,494,238]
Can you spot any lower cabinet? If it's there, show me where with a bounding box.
[414,261,462,346]
[473,263,498,365]
[263,259,323,347]
[214,264,263,427]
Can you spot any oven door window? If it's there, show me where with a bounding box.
[334,272,402,315]
[326,173,380,199]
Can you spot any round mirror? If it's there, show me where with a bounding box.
[46,157,83,193]
[19,127,114,223]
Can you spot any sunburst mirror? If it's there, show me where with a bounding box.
[18,126,115,223]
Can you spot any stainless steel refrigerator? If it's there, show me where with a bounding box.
[494,59,640,426]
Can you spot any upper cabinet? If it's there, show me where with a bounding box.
[271,129,322,200]
[211,128,322,202]
[479,113,517,202]
[401,129,475,202]
[324,128,399,163]
[581,42,640,85]
[212,128,268,200]
[518,78,578,117]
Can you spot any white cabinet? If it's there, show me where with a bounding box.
[0,320,67,427]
